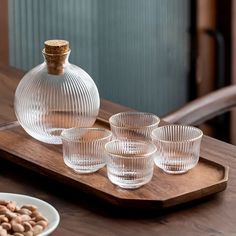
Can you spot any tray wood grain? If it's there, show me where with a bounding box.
[0,120,228,209]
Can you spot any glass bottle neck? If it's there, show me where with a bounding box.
[43,50,70,75]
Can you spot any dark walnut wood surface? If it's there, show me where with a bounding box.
[0,65,24,124]
[0,65,236,235]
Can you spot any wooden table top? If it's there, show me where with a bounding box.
[0,64,236,235]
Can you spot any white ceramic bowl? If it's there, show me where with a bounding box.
[0,192,60,236]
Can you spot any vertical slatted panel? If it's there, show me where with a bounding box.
[98,0,190,115]
[9,0,99,84]
[8,0,190,116]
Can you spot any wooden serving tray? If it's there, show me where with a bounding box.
[0,120,228,209]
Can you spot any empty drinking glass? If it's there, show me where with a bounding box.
[105,139,157,189]
[109,112,160,141]
[61,128,112,173]
[151,125,203,174]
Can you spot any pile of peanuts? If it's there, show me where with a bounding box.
[0,200,49,236]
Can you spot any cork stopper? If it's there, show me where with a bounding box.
[44,40,69,54]
[43,40,70,75]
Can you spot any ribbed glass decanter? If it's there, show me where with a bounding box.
[14,40,100,144]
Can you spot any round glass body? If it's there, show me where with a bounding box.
[14,52,100,144]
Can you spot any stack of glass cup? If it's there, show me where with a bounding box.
[61,112,203,189]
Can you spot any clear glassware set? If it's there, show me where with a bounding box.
[61,111,203,189]
[14,40,203,189]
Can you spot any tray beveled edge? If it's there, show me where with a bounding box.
[163,160,229,208]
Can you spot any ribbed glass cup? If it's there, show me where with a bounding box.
[15,47,100,145]
[61,128,112,173]
[109,112,160,141]
[105,139,157,189]
[151,125,203,174]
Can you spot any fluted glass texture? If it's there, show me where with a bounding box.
[152,125,203,174]
[109,112,160,141]
[105,139,156,189]
[62,128,112,173]
[14,53,100,144]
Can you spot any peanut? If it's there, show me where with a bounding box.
[5,212,17,220]
[15,206,20,212]
[16,209,31,216]
[6,202,16,212]
[21,205,37,212]
[0,215,8,223]
[30,212,40,219]
[0,229,7,236]
[35,215,47,222]
[32,225,43,235]
[10,216,21,224]
[22,222,32,232]
[0,206,9,215]
[12,223,24,233]
[1,223,11,231]
[28,221,36,227]
[0,201,9,206]
[19,215,31,222]
[35,220,48,229]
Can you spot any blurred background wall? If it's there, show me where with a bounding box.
[8,0,190,116]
